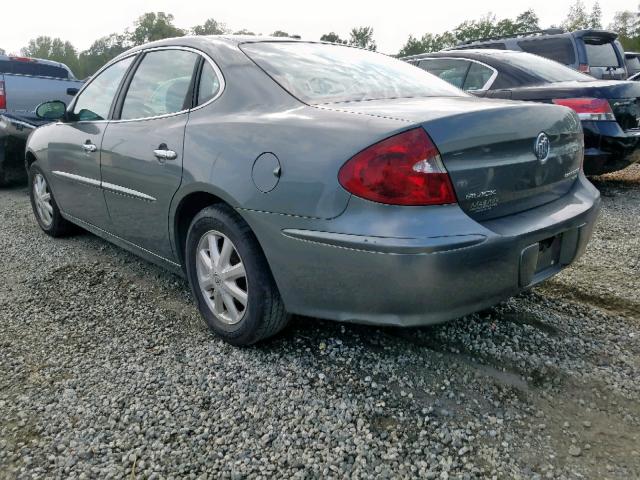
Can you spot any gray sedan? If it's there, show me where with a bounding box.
[26,37,600,345]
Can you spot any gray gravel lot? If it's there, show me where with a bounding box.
[1,167,639,479]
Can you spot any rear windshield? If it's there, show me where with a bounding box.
[498,51,593,84]
[0,59,70,79]
[585,43,620,67]
[517,38,576,65]
[240,42,465,104]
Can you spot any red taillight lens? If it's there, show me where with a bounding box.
[552,98,615,121]
[578,63,590,73]
[338,128,457,206]
[0,81,6,110]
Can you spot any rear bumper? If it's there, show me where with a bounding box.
[582,120,640,175]
[240,174,601,327]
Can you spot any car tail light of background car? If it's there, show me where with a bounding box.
[0,81,6,110]
[338,127,457,206]
[552,98,615,121]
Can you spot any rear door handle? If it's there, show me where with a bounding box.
[82,142,97,153]
[153,143,177,161]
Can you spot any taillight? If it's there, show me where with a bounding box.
[552,98,615,121]
[0,81,6,110]
[578,63,590,73]
[338,128,457,206]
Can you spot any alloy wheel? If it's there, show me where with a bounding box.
[33,173,53,228]
[195,230,248,325]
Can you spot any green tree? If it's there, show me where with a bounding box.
[130,12,185,45]
[589,1,603,29]
[233,29,256,35]
[562,0,590,31]
[271,30,290,37]
[320,32,344,43]
[609,9,640,50]
[397,32,456,57]
[349,26,376,50]
[77,33,129,78]
[515,9,540,31]
[20,36,80,77]
[192,18,228,35]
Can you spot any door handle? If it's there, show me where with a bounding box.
[82,142,97,153]
[153,143,177,161]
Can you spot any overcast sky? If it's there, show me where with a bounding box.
[1,0,632,56]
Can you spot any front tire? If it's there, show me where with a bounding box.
[185,204,289,345]
[28,164,74,237]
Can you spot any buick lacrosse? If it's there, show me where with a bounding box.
[27,37,600,345]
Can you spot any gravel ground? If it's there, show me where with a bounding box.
[1,167,639,479]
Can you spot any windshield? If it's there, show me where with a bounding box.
[240,42,465,104]
[498,51,594,84]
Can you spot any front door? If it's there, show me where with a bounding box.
[100,49,200,261]
[47,56,135,227]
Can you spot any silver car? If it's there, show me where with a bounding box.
[26,37,601,345]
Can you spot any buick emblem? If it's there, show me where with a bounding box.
[534,132,550,163]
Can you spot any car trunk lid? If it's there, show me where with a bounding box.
[326,97,584,221]
[511,80,640,131]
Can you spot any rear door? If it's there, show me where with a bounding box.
[100,48,200,260]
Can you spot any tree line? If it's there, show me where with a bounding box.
[2,1,639,79]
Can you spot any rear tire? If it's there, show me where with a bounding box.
[185,204,289,345]
[28,163,75,237]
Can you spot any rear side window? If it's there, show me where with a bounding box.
[418,59,470,88]
[517,38,576,65]
[241,42,465,104]
[0,59,69,79]
[121,50,199,120]
[463,62,495,90]
[197,62,221,106]
[627,56,640,71]
[585,43,620,67]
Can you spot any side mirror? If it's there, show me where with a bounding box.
[66,87,79,96]
[35,100,67,120]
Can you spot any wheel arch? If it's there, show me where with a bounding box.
[171,184,243,269]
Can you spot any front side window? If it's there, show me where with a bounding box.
[72,56,134,121]
[418,59,470,89]
[463,62,495,90]
[120,50,198,120]
[517,38,576,65]
[241,42,464,104]
[197,62,221,106]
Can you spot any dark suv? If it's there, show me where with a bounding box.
[453,29,627,80]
